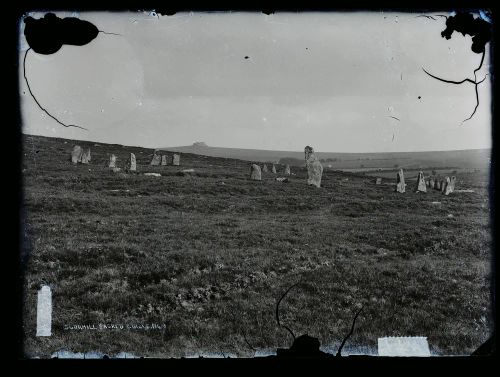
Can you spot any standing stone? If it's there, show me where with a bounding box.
[304,146,323,188]
[86,148,91,162]
[445,176,456,195]
[36,285,52,337]
[161,155,167,166]
[429,177,435,189]
[375,177,382,185]
[415,171,426,193]
[395,168,405,193]
[129,153,136,171]
[109,154,117,168]
[284,164,291,175]
[442,176,451,194]
[435,179,441,191]
[262,164,268,173]
[71,145,83,164]
[272,164,277,174]
[441,178,448,193]
[150,153,161,166]
[250,164,262,181]
[172,154,180,166]
[81,149,90,164]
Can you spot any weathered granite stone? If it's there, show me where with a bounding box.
[376,177,382,185]
[395,168,405,193]
[109,154,117,168]
[262,164,268,173]
[272,164,277,174]
[161,155,167,165]
[415,171,426,193]
[284,164,291,175]
[173,154,180,166]
[71,145,83,164]
[150,153,161,166]
[250,164,262,180]
[305,146,323,188]
[129,153,136,171]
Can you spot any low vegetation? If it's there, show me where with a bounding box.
[21,134,493,357]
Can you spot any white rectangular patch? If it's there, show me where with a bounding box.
[378,337,430,356]
[36,285,52,337]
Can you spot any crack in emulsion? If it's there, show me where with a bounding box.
[23,48,88,130]
[420,12,491,123]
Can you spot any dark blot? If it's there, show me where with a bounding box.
[244,56,249,59]
[305,47,308,50]
[102,354,110,359]
[418,96,421,99]
[262,10,275,15]
[23,13,99,55]
[441,12,492,53]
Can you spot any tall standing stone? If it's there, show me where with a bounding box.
[305,146,323,188]
[173,154,180,166]
[442,176,451,195]
[284,164,291,175]
[262,164,268,173]
[445,176,456,195]
[150,153,161,166]
[71,145,83,164]
[36,285,52,337]
[109,154,117,168]
[429,177,435,189]
[415,171,426,193]
[250,164,262,181]
[272,164,277,174]
[395,168,405,193]
[161,155,167,166]
[376,177,382,185]
[129,153,136,171]
[87,148,91,162]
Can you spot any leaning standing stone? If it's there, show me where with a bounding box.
[250,164,262,181]
[284,165,291,175]
[304,146,323,188]
[109,154,117,168]
[395,168,405,193]
[272,164,277,174]
[71,145,83,164]
[415,171,426,193]
[173,154,180,166]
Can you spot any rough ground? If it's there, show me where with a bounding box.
[21,134,493,357]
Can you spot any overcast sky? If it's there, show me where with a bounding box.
[18,11,492,152]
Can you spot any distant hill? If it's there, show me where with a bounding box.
[159,143,491,170]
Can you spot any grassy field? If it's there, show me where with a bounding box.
[21,134,493,358]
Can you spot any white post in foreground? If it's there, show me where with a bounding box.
[36,285,52,337]
[378,337,430,356]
